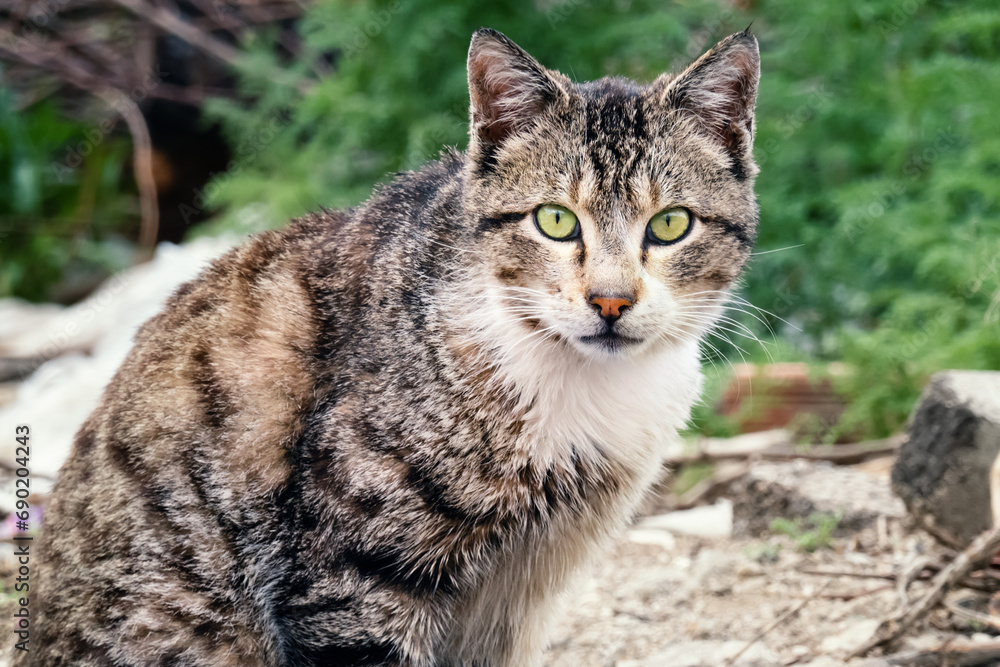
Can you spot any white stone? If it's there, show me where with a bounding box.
[627,528,677,550]
[0,236,237,504]
[819,618,880,655]
[636,499,733,538]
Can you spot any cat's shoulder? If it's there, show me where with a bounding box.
[125,149,467,383]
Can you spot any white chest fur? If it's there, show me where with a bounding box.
[506,335,702,470]
[443,286,705,666]
[447,273,704,472]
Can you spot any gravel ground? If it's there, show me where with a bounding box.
[543,501,997,666]
[1,457,994,666]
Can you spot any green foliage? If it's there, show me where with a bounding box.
[769,512,842,552]
[0,86,136,301]
[746,0,1000,436]
[669,462,715,496]
[684,364,741,439]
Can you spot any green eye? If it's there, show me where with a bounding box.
[647,207,692,244]
[534,205,579,240]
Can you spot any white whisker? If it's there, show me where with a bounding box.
[751,243,804,256]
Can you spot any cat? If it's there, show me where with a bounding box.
[23,27,760,667]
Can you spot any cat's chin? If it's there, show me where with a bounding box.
[573,331,650,360]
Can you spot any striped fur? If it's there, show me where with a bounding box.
[22,29,760,666]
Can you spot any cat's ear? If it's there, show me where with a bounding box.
[467,29,569,149]
[657,31,760,168]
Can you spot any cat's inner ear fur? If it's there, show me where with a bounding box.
[659,31,760,169]
[467,28,570,148]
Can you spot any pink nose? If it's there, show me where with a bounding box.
[589,296,632,319]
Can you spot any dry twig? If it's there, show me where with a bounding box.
[849,522,1000,658]
[672,461,750,510]
[0,460,55,481]
[897,555,933,606]
[819,583,894,601]
[800,564,1000,594]
[942,592,1000,631]
[93,89,159,255]
[672,436,902,467]
[0,29,159,255]
[879,638,1000,666]
[107,0,245,66]
[798,566,898,581]
[722,580,831,666]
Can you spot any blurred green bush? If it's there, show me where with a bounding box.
[0,85,136,302]
[748,1,1000,438]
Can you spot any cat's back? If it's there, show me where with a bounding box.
[25,208,364,665]
[25,151,469,665]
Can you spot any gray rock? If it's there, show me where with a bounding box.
[892,370,1000,546]
[730,459,904,538]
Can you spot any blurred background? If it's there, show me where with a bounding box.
[0,0,998,443]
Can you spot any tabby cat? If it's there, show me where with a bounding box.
[24,27,760,666]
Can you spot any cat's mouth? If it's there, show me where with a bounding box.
[578,330,644,351]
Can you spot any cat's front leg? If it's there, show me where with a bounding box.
[263,562,456,667]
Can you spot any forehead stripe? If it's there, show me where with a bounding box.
[477,211,529,233]
[704,216,755,247]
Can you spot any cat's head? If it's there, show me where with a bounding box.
[461,28,759,362]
